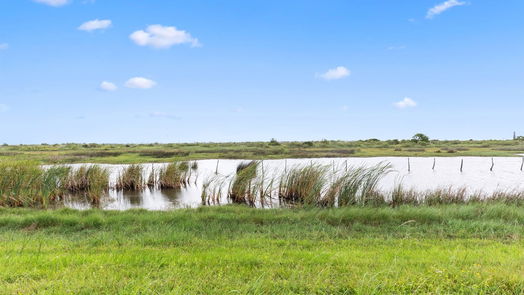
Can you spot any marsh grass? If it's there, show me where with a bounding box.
[158,162,190,189]
[190,161,198,170]
[391,183,419,207]
[40,166,71,206]
[387,185,524,207]
[2,159,524,209]
[116,164,145,191]
[327,162,392,206]
[147,165,157,187]
[201,174,229,205]
[0,161,70,208]
[65,165,110,205]
[278,164,328,205]
[229,161,260,206]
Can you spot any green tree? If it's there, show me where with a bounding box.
[411,133,429,143]
[269,138,280,146]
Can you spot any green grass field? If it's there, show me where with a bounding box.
[1,204,523,294]
[1,139,524,164]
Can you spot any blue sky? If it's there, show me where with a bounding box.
[0,0,523,144]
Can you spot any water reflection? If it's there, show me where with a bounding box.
[63,188,186,210]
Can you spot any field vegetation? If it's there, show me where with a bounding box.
[1,138,524,164]
[1,205,524,294]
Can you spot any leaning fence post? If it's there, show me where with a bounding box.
[215,159,220,174]
[490,157,494,172]
[432,158,436,171]
[521,157,524,172]
[407,158,411,173]
[460,159,463,172]
[284,159,287,173]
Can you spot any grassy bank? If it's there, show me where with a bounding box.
[1,139,524,164]
[1,204,524,294]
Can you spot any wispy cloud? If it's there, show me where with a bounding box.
[233,106,244,113]
[394,97,417,109]
[0,43,8,50]
[33,0,70,7]
[149,112,179,120]
[130,25,201,49]
[426,0,466,19]
[78,19,112,32]
[317,66,351,80]
[99,81,118,91]
[386,45,407,51]
[125,77,157,89]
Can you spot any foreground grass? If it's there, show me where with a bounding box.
[1,204,524,294]
[1,139,524,164]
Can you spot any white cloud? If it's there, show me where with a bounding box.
[33,0,70,7]
[78,19,112,32]
[317,66,351,80]
[130,25,201,49]
[125,77,157,89]
[0,104,9,112]
[0,43,8,50]
[426,0,466,19]
[99,81,117,91]
[394,97,417,109]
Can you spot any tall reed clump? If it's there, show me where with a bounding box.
[147,165,157,187]
[278,164,328,206]
[326,162,392,207]
[229,161,260,206]
[0,161,70,208]
[41,166,71,205]
[201,174,228,205]
[116,164,145,191]
[158,162,190,189]
[65,165,110,205]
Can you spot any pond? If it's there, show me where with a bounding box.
[60,157,524,210]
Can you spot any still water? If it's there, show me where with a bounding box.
[62,157,524,210]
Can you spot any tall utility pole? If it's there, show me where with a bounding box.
[514,131,517,140]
